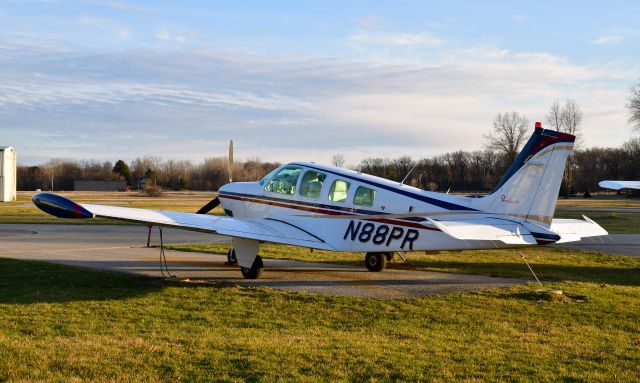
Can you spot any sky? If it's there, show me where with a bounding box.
[1,0,639,166]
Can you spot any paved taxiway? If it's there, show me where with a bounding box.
[1,224,527,299]
[554,234,640,256]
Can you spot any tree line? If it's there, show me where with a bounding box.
[17,137,639,195]
[17,157,280,192]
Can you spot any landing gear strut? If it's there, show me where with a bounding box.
[365,252,390,272]
[240,255,263,279]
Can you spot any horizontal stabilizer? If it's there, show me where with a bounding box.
[550,216,608,243]
[425,217,537,245]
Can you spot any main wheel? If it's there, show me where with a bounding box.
[227,248,238,264]
[365,252,387,272]
[240,255,263,279]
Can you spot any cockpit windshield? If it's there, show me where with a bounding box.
[264,166,302,195]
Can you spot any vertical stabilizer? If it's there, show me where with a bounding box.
[473,123,575,227]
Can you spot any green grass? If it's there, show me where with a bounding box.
[1,248,639,382]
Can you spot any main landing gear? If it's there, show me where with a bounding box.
[227,247,261,279]
[365,252,393,272]
[240,255,263,279]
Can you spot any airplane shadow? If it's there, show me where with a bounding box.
[0,258,162,305]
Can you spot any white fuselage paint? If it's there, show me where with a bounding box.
[217,162,531,253]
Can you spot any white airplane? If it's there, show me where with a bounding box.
[599,180,640,190]
[33,122,607,279]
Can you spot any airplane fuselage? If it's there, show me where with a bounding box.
[217,162,538,253]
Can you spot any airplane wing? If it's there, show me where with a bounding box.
[32,193,333,250]
[550,216,609,243]
[599,180,640,190]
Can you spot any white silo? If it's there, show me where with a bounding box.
[0,146,17,202]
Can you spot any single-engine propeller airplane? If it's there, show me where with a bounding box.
[33,122,607,279]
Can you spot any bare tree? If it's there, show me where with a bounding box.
[484,112,529,164]
[628,80,640,133]
[546,100,563,131]
[546,99,583,140]
[44,159,65,191]
[546,99,583,196]
[560,99,583,147]
[332,154,346,168]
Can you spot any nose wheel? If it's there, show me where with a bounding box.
[365,252,389,272]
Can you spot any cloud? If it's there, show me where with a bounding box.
[592,35,623,45]
[348,31,443,47]
[0,37,634,165]
[592,29,639,45]
[354,16,383,29]
[155,29,190,44]
[78,16,133,40]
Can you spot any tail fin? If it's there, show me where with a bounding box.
[474,123,575,227]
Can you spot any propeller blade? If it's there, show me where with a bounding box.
[228,139,234,183]
[196,197,220,214]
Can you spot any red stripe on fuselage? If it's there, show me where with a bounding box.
[219,194,438,231]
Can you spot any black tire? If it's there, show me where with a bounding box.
[365,252,387,272]
[227,248,238,264]
[240,256,263,279]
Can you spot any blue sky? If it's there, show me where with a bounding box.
[1,0,639,165]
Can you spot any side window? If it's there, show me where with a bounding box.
[353,186,377,207]
[264,167,302,195]
[328,179,351,202]
[299,170,327,199]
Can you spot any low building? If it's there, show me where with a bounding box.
[0,146,17,202]
[74,180,127,192]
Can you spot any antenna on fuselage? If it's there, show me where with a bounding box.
[400,163,419,186]
[228,140,234,183]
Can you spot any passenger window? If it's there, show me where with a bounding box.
[353,186,377,207]
[299,170,327,199]
[264,167,302,195]
[328,179,350,202]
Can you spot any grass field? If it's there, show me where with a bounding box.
[1,246,639,382]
